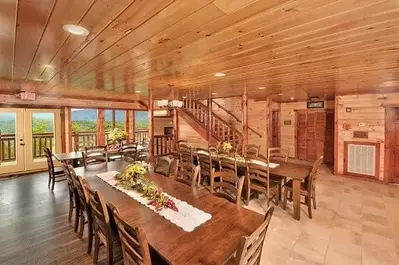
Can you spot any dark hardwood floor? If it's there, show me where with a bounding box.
[0,172,119,265]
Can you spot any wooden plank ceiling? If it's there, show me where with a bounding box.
[0,0,398,103]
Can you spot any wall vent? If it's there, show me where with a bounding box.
[344,142,379,177]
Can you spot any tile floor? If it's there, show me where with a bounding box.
[247,165,399,265]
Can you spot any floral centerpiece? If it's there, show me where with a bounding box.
[222,141,233,153]
[108,128,128,150]
[114,162,178,212]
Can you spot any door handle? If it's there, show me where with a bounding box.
[20,143,25,146]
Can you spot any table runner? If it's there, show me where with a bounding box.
[196,151,280,168]
[96,171,212,232]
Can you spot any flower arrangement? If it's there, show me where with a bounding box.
[109,128,128,142]
[222,141,233,153]
[114,162,178,212]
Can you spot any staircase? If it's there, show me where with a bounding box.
[181,98,242,147]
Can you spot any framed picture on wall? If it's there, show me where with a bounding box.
[164,127,173,136]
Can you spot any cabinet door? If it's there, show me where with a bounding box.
[296,111,307,160]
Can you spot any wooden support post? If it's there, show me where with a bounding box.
[148,90,154,163]
[173,109,178,151]
[112,110,116,129]
[207,89,212,142]
[241,86,248,153]
[97,109,105,146]
[265,97,272,153]
[63,107,72,152]
[126,110,135,142]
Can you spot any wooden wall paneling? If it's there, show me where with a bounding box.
[97,109,105,146]
[334,97,339,175]
[324,111,335,164]
[241,85,248,151]
[315,112,326,160]
[296,111,307,160]
[272,109,280,147]
[153,117,173,135]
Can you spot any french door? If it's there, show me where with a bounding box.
[0,108,61,175]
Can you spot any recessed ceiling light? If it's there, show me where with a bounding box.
[214,72,225,77]
[34,78,43,82]
[62,24,90,36]
[258,87,266,90]
[182,96,187,99]
[212,92,218,95]
[278,93,284,96]
[44,64,55,69]
[290,96,295,100]
[135,90,141,93]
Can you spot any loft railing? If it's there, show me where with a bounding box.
[153,135,173,156]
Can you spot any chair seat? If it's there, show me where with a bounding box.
[54,167,66,176]
[283,179,309,195]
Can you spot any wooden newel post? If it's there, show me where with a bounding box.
[148,90,154,164]
[173,109,178,151]
[241,85,248,153]
[207,89,212,142]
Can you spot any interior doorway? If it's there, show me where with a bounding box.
[385,107,399,183]
[0,108,61,176]
[296,110,334,163]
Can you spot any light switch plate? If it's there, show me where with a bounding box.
[359,122,366,127]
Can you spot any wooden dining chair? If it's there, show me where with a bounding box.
[225,206,275,265]
[121,142,137,159]
[219,156,237,177]
[61,163,75,224]
[282,156,323,219]
[268,147,289,162]
[69,166,94,254]
[44,147,66,191]
[108,203,152,265]
[154,155,174,177]
[208,144,218,153]
[245,157,280,207]
[196,148,214,186]
[210,171,245,205]
[135,150,149,163]
[84,183,120,265]
[175,162,199,187]
[243,144,260,157]
[82,147,108,167]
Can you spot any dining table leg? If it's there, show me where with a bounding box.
[292,178,301,220]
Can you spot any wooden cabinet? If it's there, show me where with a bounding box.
[296,110,334,162]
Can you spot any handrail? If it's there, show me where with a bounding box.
[212,100,263,138]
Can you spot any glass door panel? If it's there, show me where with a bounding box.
[25,109,61,171]
[0,109,24,175]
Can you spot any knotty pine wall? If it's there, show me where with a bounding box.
[178,116,208,148]
[153,117,173,135]
[280,101,335,158]
[335,93,399,181]
[212,98,279,156]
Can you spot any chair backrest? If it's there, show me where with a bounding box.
[175,162,198,187]
[234,207,275,265]
[219,156,237,176]
[154,155,173,177]
[307,155,324,191]
[82,147,108,167]
[69,166,89,208]
[268,147,289,162]
[208,144,218,154]
[84,182,112,241]
[44,147,55,175]
[109,203,152,265]
[246,157,270,191]
[177,145,193,164]
[62,163,74,194]
[210,171,244,205]
[135,151,149,163]
[177,139,188,146]
[196,148,212,176]
[121,142,137,158]
[244,145,260,157]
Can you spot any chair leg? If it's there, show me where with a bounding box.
[245,184,250,206]
[74,200,80,232]
[78,210,85,238]
[87,215,93,254]
[68,193,74,223]
[51,174,55,191]
[307,195,312,219]
[282,187,288,210]
[48,173,52,188]
[106,241,114,265]
[93,233,100,264]
[312,187,317,210]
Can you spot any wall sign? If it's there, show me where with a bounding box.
[353,131,368,139]
[307,101,324,109]
[283,120,291,125]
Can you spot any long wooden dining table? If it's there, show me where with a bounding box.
[75,160,264,265]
